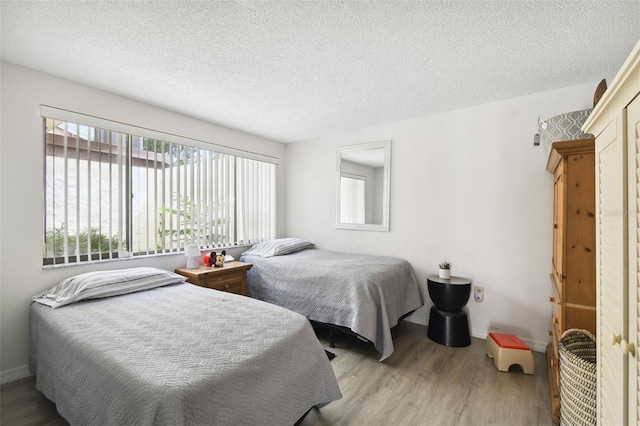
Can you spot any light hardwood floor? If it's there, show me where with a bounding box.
[1,322,554,426]
[303,323,553,425]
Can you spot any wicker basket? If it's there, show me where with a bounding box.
[538,109,594,156]
[559,329,597,426]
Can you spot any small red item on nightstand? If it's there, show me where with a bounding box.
[203,254,210,265]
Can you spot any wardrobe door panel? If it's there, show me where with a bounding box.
[626,95,640,426]
[596,116,627,426]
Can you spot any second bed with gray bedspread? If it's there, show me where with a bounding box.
[241,249,424,361]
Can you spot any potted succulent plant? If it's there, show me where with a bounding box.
[438,261,452,279]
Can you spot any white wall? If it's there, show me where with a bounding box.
[284,81,598,352]
[0,61,286,382]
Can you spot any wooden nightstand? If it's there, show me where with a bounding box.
[175,261,253,296]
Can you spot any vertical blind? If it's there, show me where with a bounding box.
[44,116,276,266]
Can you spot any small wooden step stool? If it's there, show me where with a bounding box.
[485,332,534,374]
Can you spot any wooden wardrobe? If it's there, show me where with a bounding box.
[545,138,596,424]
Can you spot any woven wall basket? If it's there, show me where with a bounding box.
[559,329,597,426]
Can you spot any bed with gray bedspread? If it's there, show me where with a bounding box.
[240,249,424,361]
[30,283,341,426]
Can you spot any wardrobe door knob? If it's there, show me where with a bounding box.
[620,339,636,357]
[612,333,622,345]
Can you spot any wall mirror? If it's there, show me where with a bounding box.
[336,140,391,231]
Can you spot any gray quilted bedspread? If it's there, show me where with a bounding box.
[29,283,341,426]
[240,249,424,361]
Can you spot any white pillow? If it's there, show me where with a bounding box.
[242,238,313,258]
[32,267,187,308]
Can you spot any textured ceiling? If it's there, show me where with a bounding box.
[1,1,639,143]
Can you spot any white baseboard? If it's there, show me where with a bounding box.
[1,365,32,385]
[403,314,548,353]
[470,328,548,353]
[404,311,428,325]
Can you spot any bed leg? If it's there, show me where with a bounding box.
[329,329,336,348]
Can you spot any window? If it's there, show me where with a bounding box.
[339,174,365,224]
[43,112,276,266]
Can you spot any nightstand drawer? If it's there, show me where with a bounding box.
[202,275,244,294]
[202,273,242,288]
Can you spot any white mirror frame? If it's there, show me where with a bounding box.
[336,140,391,231]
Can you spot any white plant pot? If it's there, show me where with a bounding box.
[439,269,451,279]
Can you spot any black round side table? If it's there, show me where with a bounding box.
[426,275,472,347]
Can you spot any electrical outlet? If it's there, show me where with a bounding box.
[474,286,484,302]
